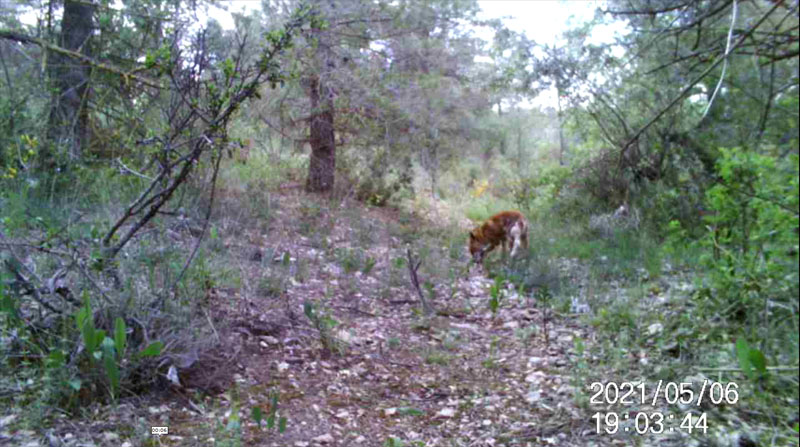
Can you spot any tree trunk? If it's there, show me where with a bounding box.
[46,0,94,166]
[556,84,567,166]
[306,74,336,192]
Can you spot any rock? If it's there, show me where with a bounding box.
[312,433,334,444]
[525,389,541,403]
[261,336,280,345]
[647,323,663,335]
[435,407,456,418]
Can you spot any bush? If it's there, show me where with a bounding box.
[672,147,798,352]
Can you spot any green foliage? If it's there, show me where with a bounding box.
[488,276,503,315]
[303,300,342,354]
[736,339,768,383]
[252,389,288,433]
[463,196,518,223]
[680,148,798,332]
[0,276,20,325]
[570,337,591,409]
[215,393,243,447]
[73,294,162,402]
[423,349,450,366]
[139,341,164,358]
[334,247,374,275]
[384,436,425,447]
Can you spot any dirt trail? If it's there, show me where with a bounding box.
[163,189,597,447]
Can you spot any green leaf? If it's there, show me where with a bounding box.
[574,337,585,356]
[139,341,164,358]
[270,392,279,408]
[68,379,82,391]
[251,407,263,427]
[747,347,767,376]
[396,407,424,416]
[91,329,106,354]
[102,337,119,398]
[76,304,89,333]
[0,287,19,321]
[736,339,768,380]
[47,350,66,368]
[278,416,287,433]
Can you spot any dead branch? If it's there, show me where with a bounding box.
[172,142,224,289]
[406,247,434,315]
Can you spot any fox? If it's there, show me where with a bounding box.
[468,210,529,265]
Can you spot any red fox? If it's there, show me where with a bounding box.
[468,210,529,264]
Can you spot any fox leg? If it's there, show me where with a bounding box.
[509,222,522,258]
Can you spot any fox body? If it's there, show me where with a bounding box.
[468,211,529,264]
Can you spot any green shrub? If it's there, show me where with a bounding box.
[677,148,798,335]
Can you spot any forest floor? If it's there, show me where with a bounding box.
[3,186,699,447]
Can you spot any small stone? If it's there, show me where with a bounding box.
[261,336,280,345]
[312,433,334,443]
[435,407,456,418]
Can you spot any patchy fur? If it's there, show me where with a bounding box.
[468,211,529,264]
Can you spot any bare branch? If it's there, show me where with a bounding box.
[0,29,164,89]
[406,248,434,315]
[619,0,783,157]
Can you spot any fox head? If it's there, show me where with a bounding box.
[468,230,489,263]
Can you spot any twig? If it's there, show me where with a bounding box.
[116,157,154,181]
[0,230,49,310]
[203,307,220,344]
[74,258,113,305]
[173,140,223,289]
[406,247,434,315]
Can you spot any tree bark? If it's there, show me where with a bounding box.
[46,0,95,166]
[305,74,336,192]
